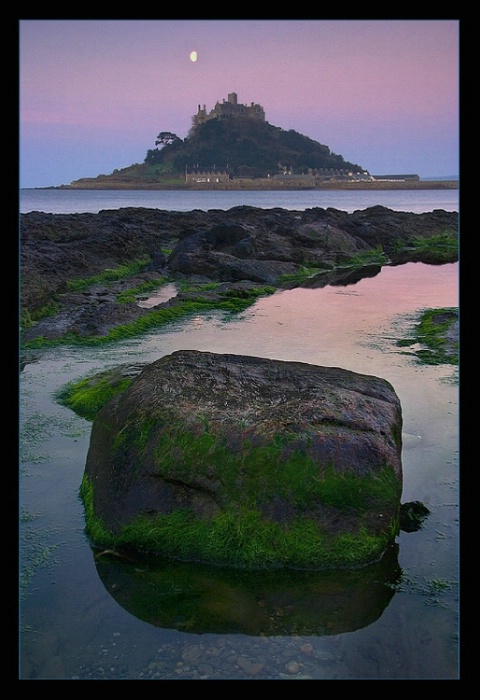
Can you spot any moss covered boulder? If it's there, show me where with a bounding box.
[83,350,403,569]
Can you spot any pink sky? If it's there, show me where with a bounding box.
[19,19,459,187]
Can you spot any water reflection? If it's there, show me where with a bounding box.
[298,264,383,290]
[137,282,178,308]
[94,543,401,636]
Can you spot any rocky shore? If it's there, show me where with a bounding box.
[20,204,458,345]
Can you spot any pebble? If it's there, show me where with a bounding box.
[285,661,300,674]
[70,634,341,680]
[236,656,264,675]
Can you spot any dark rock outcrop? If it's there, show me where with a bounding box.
[20,205,458,343]
[84,350,403,569]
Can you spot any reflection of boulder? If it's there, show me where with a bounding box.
[84,350,403,570]
[94,543,401,636]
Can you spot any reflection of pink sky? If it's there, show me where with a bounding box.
[20,20,459,186]
[253,262,458,367]
[274,261,458,323]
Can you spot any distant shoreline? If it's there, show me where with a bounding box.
[36,179,458,192]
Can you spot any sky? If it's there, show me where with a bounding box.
[19,19,459,188]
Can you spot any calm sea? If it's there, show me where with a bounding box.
[19,187,459,215]
[19,187,459,679]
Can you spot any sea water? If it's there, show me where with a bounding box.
[19,187,459,215]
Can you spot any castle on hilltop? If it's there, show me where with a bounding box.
[189,93,265,135]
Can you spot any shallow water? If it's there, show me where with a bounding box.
[137,282,178,308]
[19,261,459,679]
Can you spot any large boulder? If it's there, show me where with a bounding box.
[83,350,403,569]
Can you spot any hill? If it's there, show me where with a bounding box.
[145,117,366,178]
[66,103,370,189]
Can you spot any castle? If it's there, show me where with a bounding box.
[189,93,265,135]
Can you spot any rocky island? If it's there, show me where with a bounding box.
[53,92,457,191]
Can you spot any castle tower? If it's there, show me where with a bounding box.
[190,93,265,135]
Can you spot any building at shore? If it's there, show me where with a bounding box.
[372,174,420,182]
[185,168,230,185]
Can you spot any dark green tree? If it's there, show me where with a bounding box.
[155,132,182,147]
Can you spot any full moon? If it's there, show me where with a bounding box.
[189,51,198,62]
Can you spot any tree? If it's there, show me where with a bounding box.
[155,132,181,148]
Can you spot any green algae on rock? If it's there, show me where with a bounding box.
[82,350,403,570]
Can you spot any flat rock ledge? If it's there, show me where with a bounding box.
[84,350,403,570]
